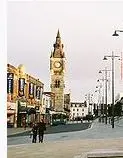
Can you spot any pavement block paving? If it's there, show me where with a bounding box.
[7,118,123,158]
[8,138,123,158]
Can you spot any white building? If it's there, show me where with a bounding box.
[70,102,88,120]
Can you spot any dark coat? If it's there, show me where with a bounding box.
[38,122,46,133]
[32,124,38,135]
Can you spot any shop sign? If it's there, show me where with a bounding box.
[29,83,34,99]
[18,78,25,97]
[7,73,14,94]
[20,102,26,107]
[36,86,41,100]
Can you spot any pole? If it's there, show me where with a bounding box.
[121,52,123,80]
[105,67,108,124]
[112,51,115,128]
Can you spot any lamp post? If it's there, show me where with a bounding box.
[112,29,123,81]
[85,93,93,115]
[99,68,111,124]
[103,52,120,128]
[95,83,102,119]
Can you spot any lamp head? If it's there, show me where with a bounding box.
[112,30,119,36]
[103,56,108,60]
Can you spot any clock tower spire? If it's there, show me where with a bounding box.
[50,30,65,112]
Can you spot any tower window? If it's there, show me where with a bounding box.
[55,80,60,88]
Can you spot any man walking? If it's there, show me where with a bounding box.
[31,123,38,143]
[38,119,46,143]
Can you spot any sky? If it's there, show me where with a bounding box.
[7,1,123,102]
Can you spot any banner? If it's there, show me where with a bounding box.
[7,73,14,94]
[18,78,25,97]
[36,86,41,100]
[29,83,34,98]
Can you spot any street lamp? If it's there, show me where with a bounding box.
[112,30,123,36]
[97,79,104,123]
[95,84,102,119]
[85,93,93,115]
[99,68,111,124]
[103,51,120,128]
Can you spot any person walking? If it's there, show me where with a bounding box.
[38,119,46,143]
[31,123,38,143]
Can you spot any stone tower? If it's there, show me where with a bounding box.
[50,30,65,112]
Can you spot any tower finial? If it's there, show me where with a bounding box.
[57,29,60,38]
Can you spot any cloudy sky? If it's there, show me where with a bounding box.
[7,1,123,102]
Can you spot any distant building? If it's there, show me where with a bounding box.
[64,93,70,110]
[42,92,55,124]
[70,102,88,120]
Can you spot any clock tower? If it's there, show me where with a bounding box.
[50,30,65,112]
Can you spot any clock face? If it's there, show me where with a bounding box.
[54,61,61,68]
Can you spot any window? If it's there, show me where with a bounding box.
[77,113,79,116]
[79,104,82,107]
[73,109,75,111]
[55,80,60,88]
[82,109,84,111]
[82,113,84,116]
[73,113,75,116]
[77,109,79,111]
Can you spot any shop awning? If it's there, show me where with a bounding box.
[19,106,36,114]
[28,108,36,115]
[19,106,27,114]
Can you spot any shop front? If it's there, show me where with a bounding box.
[7,102,16,128]
[18,103,36,127]
[27,107,36,127]
[35,106,40,123]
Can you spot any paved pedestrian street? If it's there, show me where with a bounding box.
[8,138,123,158]
[8,119,123,158]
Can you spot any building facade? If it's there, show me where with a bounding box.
[70,102,88,120]
[7,64,44,127]
[50,30,65,112]
[42,92,55,124]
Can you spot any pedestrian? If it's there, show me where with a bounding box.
[38,119,46,143]
[31,123,38,143]
[22,117,26,130]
